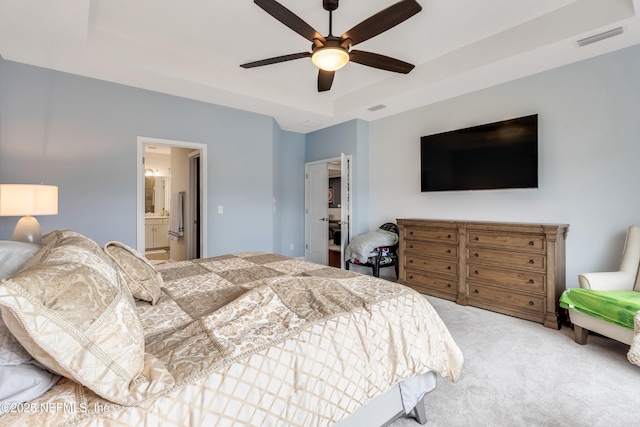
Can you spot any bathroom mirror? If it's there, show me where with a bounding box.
[145,176,168,214]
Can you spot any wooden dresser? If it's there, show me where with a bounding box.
[397,219,569,329]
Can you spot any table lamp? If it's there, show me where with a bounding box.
[0,184,58,245]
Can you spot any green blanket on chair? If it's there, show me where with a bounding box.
[560,289,640,330]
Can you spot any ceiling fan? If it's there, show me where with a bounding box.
[240,0,422,92]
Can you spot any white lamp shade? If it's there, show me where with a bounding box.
[311,48,350,71]
[0,184,58,216]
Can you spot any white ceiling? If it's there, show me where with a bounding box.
[0,0,638,133]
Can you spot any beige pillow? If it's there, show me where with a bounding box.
[16,229,84,272]
[0,231,173,405]
[104,241,163,304]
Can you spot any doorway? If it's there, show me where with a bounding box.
[136,137,207,261]
[305,154,352,268]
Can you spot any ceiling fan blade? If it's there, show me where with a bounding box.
[349,50,415,73]
[340,0,422,46]
[240,52,311,68]
[254,0,325,43]
[318,69,335,92]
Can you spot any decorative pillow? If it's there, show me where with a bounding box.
[0,241,41,281]
[0,230,174,405]
[15,229,81,273]
[104,241,163,304]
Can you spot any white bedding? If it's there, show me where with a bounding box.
[345,229,398,263]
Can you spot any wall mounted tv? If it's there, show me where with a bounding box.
[420,114,538,192]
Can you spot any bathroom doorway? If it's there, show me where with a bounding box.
[136,137,207,262]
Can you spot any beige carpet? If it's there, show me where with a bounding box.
[390,295,640,427]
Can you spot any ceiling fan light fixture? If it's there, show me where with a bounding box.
[312,47,349,71]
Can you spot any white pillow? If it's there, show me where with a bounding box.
[0,363,60,414]
[0,315,32,366]
[1,311,60,412]
[0,241,41,281]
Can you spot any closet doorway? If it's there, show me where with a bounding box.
[136,137,207,262]
[305,154,352,268]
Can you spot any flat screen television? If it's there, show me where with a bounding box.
[420,114,538,192]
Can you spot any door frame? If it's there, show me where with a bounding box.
[186,150,201,260]
[136,136,208,258]
[340,153,353,269]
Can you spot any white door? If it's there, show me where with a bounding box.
[305,162,328,265]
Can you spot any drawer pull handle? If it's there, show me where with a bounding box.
[474,270,479,275]
[473,289,479,294]
[474,253,479,257]
[447,266,452,270]
[409,275,413,279]
[528,279,535,284]
[410,244,414,248]
[529,301,534,306]
[447,234,451,238]
[529,259,535,264]
[474,236,479,241]
[409,260,413,263]
[447,249,451,254]
[529,241,534,246]
[410,231,414,235]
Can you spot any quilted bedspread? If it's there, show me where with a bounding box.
[2,253,463,427]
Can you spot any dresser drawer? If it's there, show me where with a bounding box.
[404,271,457,300]
[467,263,545,293]
[466,283,545,315]
[404,227,457,243]
[404,241,457,259]
[405,255,457,277]
[467,248,545,271]
[467,232,545,251]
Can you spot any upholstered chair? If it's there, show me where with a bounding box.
[563,225,640,345]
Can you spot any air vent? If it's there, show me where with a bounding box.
[298,120,323,128]
[368,104,387,112]
[577,27,624,47]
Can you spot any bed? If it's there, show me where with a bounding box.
[0,230,463,426]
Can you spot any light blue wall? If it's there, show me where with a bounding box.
[369,43,640,286]
[4,41,639,283]
[278,131,306,257]
[0,59,288,256]
[305,119,370,236]
[272,124,282,255]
